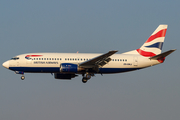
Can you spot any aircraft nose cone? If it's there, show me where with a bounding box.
[2,61,9,69]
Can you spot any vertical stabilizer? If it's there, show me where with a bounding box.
[123,25,168,57]
[137,25,168,57]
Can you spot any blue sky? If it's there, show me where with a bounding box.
[0,0,180,120]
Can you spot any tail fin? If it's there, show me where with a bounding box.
[137,25,168,57]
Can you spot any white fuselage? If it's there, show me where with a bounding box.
[3,53,160,74]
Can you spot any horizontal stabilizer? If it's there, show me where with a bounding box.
[149,49,176,60]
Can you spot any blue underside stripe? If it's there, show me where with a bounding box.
[9,67,139,73]
[9,67,60,73]
[98,68,139,73]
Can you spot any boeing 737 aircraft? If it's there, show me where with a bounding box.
[2,25,176,83]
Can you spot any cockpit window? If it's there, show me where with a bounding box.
[11,57,19,60]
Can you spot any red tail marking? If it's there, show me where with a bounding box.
[158,57,165,63]
[137,49,156,57]
[145,29,167,43]
[25,55,42,57]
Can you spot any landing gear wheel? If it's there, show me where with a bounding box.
[21,76,25,80]
[82,77,88,83]
[86,74,91,79]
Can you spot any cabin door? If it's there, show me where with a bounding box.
[133,56,138,66]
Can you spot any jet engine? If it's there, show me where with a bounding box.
[60,63,84,73]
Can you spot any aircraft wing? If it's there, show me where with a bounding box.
[79,50,118,68]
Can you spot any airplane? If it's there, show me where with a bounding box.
[2,25,176,83]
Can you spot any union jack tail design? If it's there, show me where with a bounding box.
[136,25,168,57]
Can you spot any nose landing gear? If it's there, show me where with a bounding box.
[21,75,25,80]
[15,71,25,80]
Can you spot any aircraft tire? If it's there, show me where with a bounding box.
[82,77,87,83]
[21,76,25,80]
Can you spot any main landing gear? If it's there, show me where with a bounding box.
[82,73,93,83]
[82,78,88,83]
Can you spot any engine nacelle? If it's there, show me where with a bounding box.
[54,73,77,80]
[60,63,84,73]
